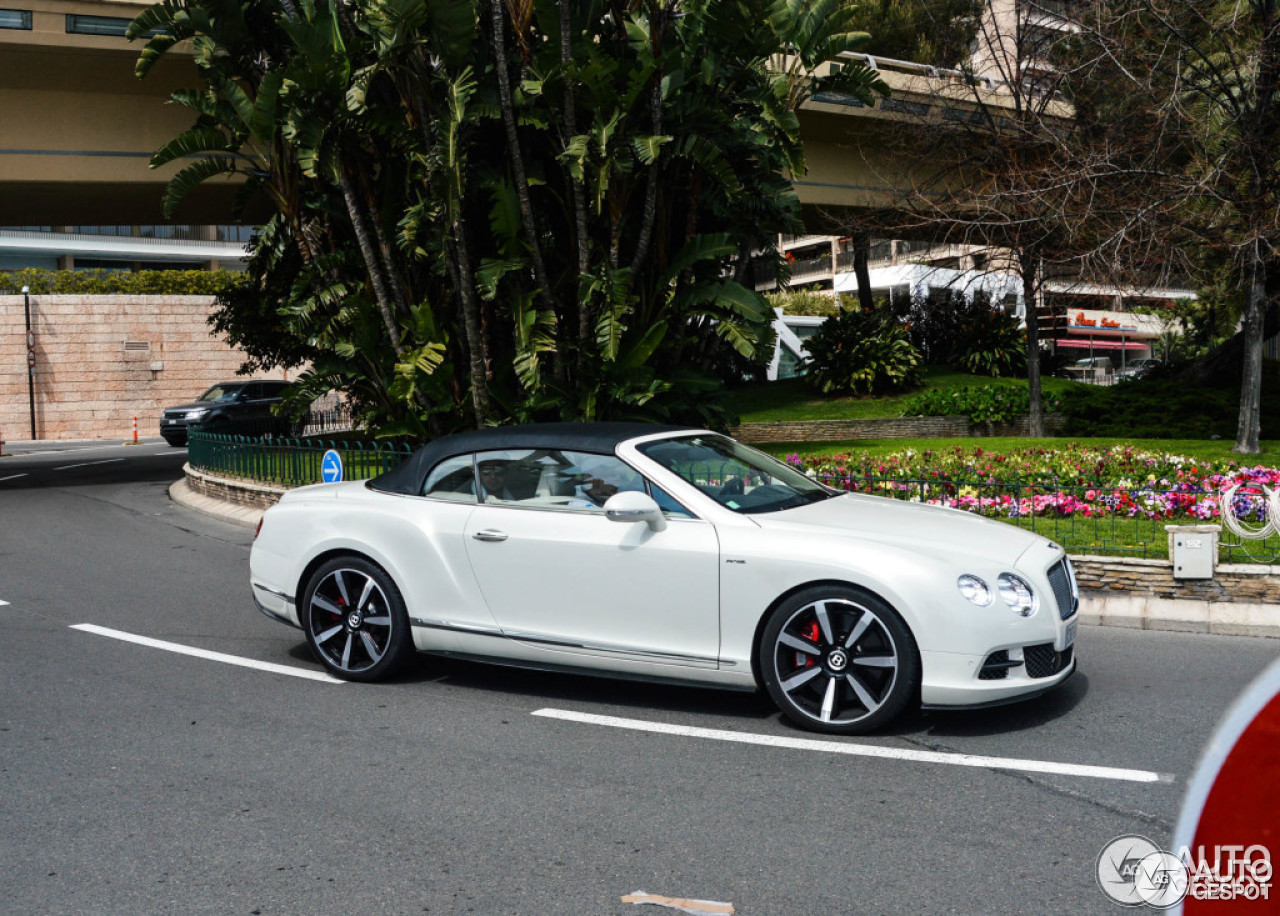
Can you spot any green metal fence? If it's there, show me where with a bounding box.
[187,429,413,488]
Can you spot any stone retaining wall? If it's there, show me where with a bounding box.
[1074,555,1279,637]
[733,413,1068,444]
[184,463,287,509]
[0,294,287,441]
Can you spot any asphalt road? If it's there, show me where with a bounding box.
[1,443,1277,915]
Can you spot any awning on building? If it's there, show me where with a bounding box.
[1053,338,1148,351]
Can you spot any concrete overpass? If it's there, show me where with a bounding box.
[0,0,1049,227]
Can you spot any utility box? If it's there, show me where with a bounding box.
[1167,524,1220,580]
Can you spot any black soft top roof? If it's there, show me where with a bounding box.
[369,422,698,495]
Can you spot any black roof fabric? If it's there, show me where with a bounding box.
[369,422,697,495]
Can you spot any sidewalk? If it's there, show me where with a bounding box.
[1,434,171,455]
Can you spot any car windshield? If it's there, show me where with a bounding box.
[637,434,835,515]
[197,384,244,403]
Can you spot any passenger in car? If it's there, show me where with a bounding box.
[476,460,516,502]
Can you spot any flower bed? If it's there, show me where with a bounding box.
[785,444,1280,525]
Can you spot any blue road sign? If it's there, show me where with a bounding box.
[321,449,343,483]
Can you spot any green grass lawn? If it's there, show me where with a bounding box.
[725,367,1083,423]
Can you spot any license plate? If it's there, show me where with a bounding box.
[1062,620,1077,650]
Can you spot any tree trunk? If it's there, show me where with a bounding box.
[449,215,493,428]
[489,0,557,323]
[559,0,591,375]
[338,168,405,359]
[358,164,411,320]
[1233,247,1266,453]
[852,234,874,311]
[629,74,664,277]
[1020,251,1045,438]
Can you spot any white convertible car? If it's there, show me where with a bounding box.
[250,423,1078,734]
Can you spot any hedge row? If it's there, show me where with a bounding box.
[0,268,246,297]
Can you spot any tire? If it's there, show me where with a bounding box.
[301,557,414,681]
[758,585,920,734]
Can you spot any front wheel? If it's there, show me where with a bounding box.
[758,585,919,734]
[301,557,414,681]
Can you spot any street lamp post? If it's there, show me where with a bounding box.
[22,285,34,439]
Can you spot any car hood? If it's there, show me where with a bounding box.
[165,400,220,412]
[753,492,1044,566]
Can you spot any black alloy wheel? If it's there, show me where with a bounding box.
[302,557,413,681]
[759,585,919,734]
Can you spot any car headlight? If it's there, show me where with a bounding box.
[957,574,993,607]
[185,408,210,420]
[997,573,1038,617]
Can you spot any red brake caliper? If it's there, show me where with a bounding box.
[798,620,821,667]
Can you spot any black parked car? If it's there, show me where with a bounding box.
[160,380,292,446]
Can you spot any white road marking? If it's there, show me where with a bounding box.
[53,458,126,471]
[71,624,344,683]
[533,708,1171,784]
[14,445,134,458]
[0,474,27,482]
[0,600,9,606]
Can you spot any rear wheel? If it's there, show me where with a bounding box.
[301,557,414,681]
[758,585,919,734]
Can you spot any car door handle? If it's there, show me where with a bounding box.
[472,529,508,542]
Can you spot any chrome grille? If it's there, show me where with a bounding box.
[1047,558,1077,620]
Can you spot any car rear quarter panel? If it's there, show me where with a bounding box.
[251,487,491,651]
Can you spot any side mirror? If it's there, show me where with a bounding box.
[603,491,667,532]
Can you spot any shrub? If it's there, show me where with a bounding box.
[902,287,986,364]
[953,308,1027,377]
[802,307,923,396]
[1054,377,1280,439]
[766,289,842,317]
[0,267,245,296]
[902,385,1062,425]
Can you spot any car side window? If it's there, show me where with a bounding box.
[421,454,477,502]
[649,482,695,519]
[472,449,644,512]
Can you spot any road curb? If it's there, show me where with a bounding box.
[169,476,267,529]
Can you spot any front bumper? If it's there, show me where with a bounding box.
[160,416,195,440]
[919,616,1079,707]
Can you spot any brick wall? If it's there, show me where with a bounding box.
[733,413,1068,444]
[0,294,287,441]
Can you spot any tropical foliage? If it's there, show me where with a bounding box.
[801,306,922,396]
[951,306,1028,377]
[128,0,887,434]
